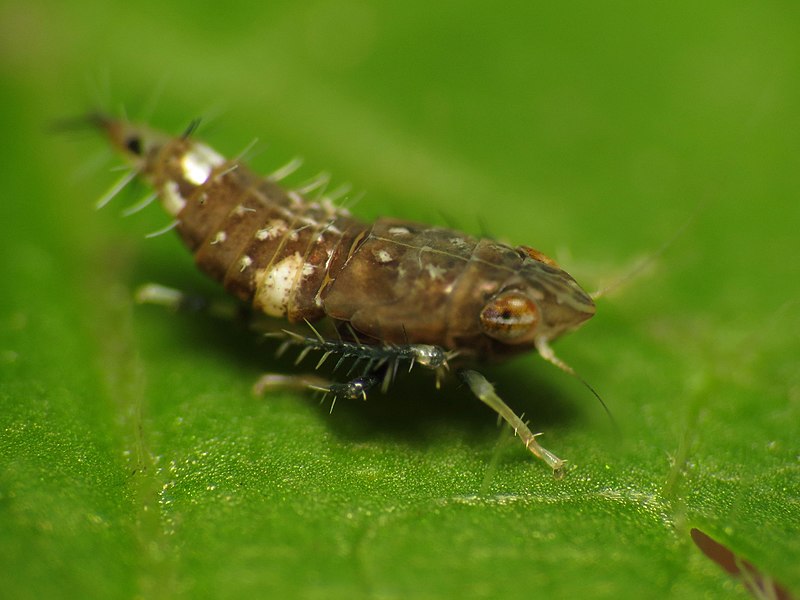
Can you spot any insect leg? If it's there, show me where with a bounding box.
[459,369,566,479]
[253,373,377,400]
[325,375,380,400]
[253,373,379,413]
[135,283,245,321]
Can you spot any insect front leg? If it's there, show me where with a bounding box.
[459,370,566,479]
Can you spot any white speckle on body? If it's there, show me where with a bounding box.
[181,143,224,185]
[255,220,288,241]
[239,255,253,272]
[161,180,186,216]
[373,249,393,263]
[234,204,257,217]
[210,231,227,245]
[254,252,306,317]
[425,263,447,280]
[388,226,410,236]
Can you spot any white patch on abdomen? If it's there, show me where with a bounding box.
[254,252,306,317]
[161,180,186,216]
[181,143,225,185]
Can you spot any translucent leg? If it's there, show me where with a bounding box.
[135,283,242,321]
[459,369,566,479]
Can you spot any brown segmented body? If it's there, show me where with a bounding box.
[93,114,599,476]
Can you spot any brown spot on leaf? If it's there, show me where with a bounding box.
[691,528,792,600]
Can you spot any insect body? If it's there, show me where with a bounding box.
[92,113,597,477]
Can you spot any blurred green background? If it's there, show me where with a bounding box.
[1,1,798,598]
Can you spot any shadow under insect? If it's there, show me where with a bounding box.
[131,272,580,461]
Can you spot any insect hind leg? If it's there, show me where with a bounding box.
[459,369,566,479]
[135,282,254,323]
[254,370,380,416]
[253,372,380,402]
[276,325,451,392]
[263,327,451,414]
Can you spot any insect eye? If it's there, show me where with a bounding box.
[479,291,539,343]
[125,136,143,156]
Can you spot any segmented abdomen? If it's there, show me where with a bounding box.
[147,136,591,358]
[155,142,368,324]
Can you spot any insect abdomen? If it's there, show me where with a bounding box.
[154,141,367,323]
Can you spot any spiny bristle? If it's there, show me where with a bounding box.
[122,192,158,217]
[144,220,180,238]
[268,156,304,182]
[95,169,137,209]
[295,171,331,196]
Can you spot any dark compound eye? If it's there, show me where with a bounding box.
[125,136,143,156]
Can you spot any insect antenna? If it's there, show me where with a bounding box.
[591,213,696,300]
[535,337,619,433]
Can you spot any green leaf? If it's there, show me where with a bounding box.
[2,1,798,598]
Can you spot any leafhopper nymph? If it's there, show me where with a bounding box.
[88,113,602,478]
